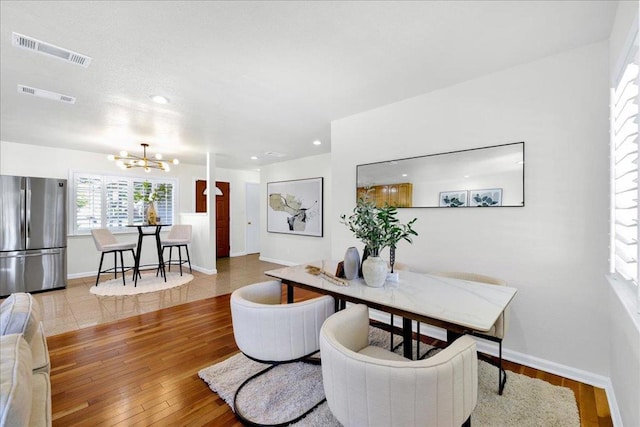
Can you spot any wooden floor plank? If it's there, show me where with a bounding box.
[47,272,612,426]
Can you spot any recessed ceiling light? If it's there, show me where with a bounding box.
[150,95,169,104]
[402,173,408,177]
[313,140,322,146]
[251,156,258,160]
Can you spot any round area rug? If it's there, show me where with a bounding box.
[90,272,193,296]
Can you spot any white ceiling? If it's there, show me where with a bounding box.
[0,1,618,169]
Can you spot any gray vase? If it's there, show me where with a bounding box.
[343,247,360,280]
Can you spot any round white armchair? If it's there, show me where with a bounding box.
[320,304,478,427]
[230,280,335,425]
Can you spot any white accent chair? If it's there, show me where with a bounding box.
[90,228,137,287]
[160,225,192,276]
[320,304,478,427]
[430,271,509,395]
[230,280,335,425]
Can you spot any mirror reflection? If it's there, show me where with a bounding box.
[356,142,524,208]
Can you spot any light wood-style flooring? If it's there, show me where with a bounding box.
[45,255,612,426]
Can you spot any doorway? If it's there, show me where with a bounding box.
[195,180,230,258]
[245,183,260,254]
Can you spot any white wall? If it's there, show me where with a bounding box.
[260,153,332,265]
[331,42,611,384]
[0,141,261,275]
[608,2,640,426]
[215,168,260,256]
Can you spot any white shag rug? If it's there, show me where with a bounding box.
[199,328,580,426]
[90,272,193,296]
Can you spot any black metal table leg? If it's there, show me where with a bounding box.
[402,317,412,359]
[133,228,144,287]
[287,283,294,303]
[155,225,166,281]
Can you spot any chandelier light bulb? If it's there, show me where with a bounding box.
[108,143,179,172]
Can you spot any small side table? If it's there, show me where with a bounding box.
[126,224,170,287]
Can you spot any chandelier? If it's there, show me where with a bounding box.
[108,143,179,172]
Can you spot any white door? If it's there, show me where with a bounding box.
[245,183,260,254]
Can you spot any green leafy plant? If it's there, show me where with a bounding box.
[340,190,418,260]
[133,181,167,204]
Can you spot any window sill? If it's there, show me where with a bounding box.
[606,274,640,334]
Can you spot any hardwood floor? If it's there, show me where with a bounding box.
[47,279,613,426]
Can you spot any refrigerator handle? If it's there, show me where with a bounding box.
[20,187,26,242]
[25,181,31,246]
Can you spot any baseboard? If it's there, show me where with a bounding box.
[230,251,247,257]
[67,271,96,280]
[192,265,216,275]
[369,309,621,423]
[258,256,296,266]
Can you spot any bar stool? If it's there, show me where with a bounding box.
[90,229,137,287]
[160,225,192,275]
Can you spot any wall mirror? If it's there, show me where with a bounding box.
[356,142,524,208]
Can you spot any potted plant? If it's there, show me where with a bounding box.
[133,182,167,225]
[340,192,418,287]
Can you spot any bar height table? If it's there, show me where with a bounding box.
[126,224,169,287]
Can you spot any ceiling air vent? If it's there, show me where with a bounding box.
[17,85,76,104]
[12,32,92,68]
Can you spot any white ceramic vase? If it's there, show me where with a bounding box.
[343,247,360,280]
[362,256,388,288]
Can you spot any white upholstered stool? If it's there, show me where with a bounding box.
[91,229,137,287]
[160,225,192,276]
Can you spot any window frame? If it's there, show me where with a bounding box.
[69,170,179,235]
[610,22,639,297]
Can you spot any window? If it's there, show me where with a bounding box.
[71,172,178,234]
[611,27,639,286]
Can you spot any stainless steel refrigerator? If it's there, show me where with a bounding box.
[0,175,67,297]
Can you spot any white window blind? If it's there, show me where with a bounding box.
[75,175,102,232]
[71,172,177,234]
[105,178,129,229]
[156,183,173,224]
[611,33,639,285]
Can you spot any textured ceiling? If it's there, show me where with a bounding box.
[0,1,618,169]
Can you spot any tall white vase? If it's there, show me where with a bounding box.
[362,256,387,288]
[343,247,360,280]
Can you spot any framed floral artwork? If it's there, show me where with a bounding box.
[469,188,503,207]
[439,190,467,207]
[267,177,323,237]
